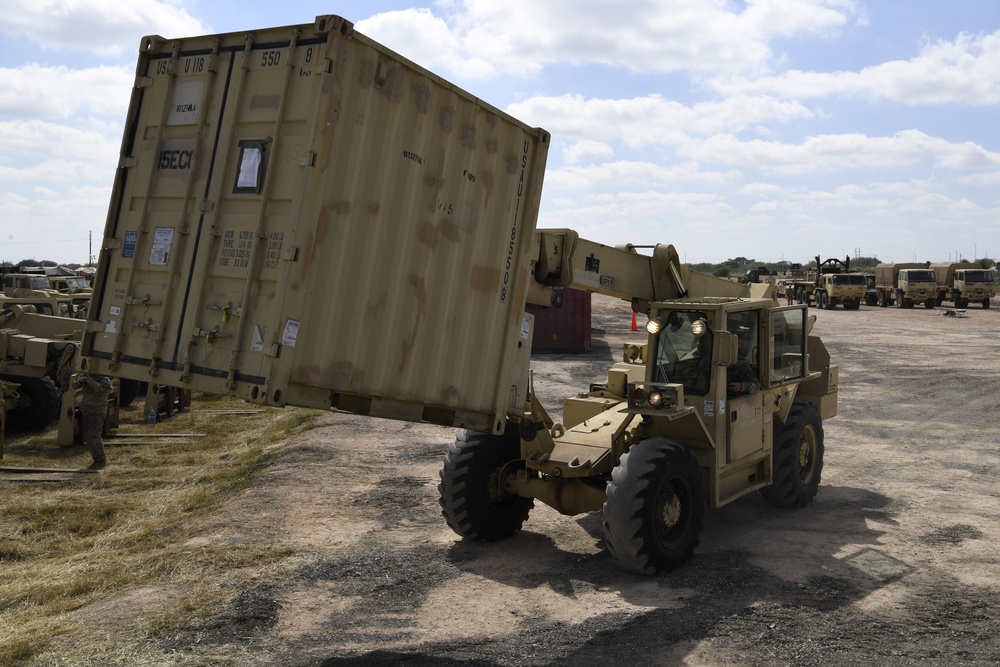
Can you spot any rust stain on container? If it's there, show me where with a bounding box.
[418,221,440,250]
[330,360,364,388]
[412,82,430,113]
[460,124,476,149]
[440,219,460,242]
[504,153,519,174]
[358,59,375,88]
[401,274,427,371]
[470,265,500,292]
[439,106,453,133]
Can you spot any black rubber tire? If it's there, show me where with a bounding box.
[603,438,706,575]
[761,399,824,508]
[845,299,861,310]
[984,298,991,309]
[439,426,533,541]
[878,291,887,307]
[2,374,61,434]
[924,298,936,309]
[118,379,140,408]
[896,291,906,308]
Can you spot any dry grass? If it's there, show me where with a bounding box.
[0,395,322,666]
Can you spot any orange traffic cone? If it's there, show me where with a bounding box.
[630,311,637,331]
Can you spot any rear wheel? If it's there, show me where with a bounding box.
[1,374,61,434]
[439,426,533,541]
[603,438,706,574]
[924,298,936,309]
[984,298,991,309]
[878,291,887,307]
[118,379,141,408]
[761,399,823,507]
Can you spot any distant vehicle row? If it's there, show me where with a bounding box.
[754,260,994,310]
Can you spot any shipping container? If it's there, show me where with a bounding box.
[82,15,550,433]
[530,288,592,354]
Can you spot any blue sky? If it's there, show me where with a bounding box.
[1,1,998,266]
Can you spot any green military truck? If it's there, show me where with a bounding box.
[930,262,994,309]
[874,263,938,308]
[811,256,865,310]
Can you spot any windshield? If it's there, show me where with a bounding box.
[960,270,993,283]
[833,274,867,286]
[904,270,936,283]
[64,277,90,289]
[653,311,712,396]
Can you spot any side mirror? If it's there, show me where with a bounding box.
[714,331,738,366]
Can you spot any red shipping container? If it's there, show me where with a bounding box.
[530,288,592,354]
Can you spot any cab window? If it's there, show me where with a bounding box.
[770,308,806,383]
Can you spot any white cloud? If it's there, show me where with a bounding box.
[546,160,740,191]
[562,140,614,164]
[359,0,861,79]
[507,93,814,145]
[0,64,132,120]
[0,119,119,184]
[686,130,1000,174]
[0,0,207,57]
[710,30,1000,105]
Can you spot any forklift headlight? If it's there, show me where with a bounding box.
[691,318,707,337]
[645,317,664,334]
[648,391,664,407]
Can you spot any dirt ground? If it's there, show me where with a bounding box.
[69,294,1000,666]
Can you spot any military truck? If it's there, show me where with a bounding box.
[781,263,812,304]
[862,273,878,306]
[2,275,88,318]
[874,263,937,308]
[1,304,79,439]
[2,273,56,296]
[81,15,838,573]
[810,256,865,310]
[0,303,117,451]
[930,262,994,309]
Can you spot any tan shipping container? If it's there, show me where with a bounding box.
[82,15,550,433]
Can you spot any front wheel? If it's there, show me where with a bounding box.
[439,426,533,541]
[924,298,936,309]
[761,399,824,507]
[984,298,991,309]
[603,438,706,575]
[2,374,61,434]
